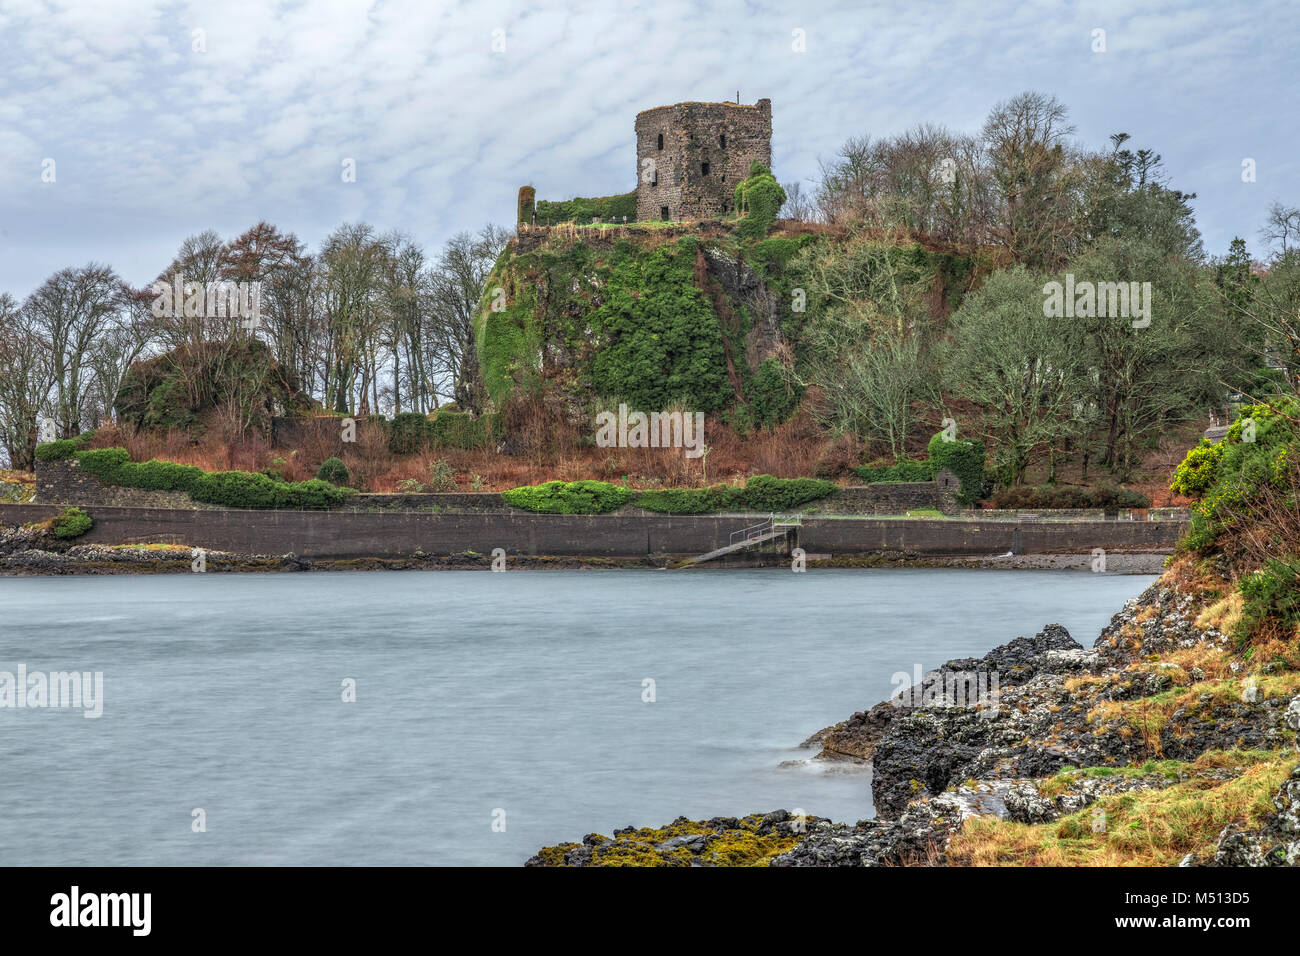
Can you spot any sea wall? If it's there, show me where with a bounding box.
[35,457,957,516]
[0,504,1185,560]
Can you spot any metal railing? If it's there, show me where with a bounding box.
[730,515,775,547]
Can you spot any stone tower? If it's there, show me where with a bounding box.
[634,98,772,222]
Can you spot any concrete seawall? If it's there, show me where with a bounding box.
[0,504,1186,560]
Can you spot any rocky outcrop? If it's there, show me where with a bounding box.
[529,574,1300,866]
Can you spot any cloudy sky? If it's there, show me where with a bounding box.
[0,0,1296,298]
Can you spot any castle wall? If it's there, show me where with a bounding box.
[635,99,772,222]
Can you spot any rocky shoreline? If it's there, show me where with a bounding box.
[528,571,1300,866]
[0,525,652,574]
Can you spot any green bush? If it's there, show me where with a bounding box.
[854,459,935,483]
[116,459,204,492]
[73,447,131,483]
[733,163,786,241]
[428,458,457,492]
[388,412,433,455]
[316,457,350,485]
[742,474,837,511]
[747,359,799,428]
[430,411,496,450]
[1173,400,1299,554]
[51,506,92,539]
[990,484,1151,510]
[1235,557,1300,646]
[34,440,79,462]
[1169,440,1223,499]
[274,478,351,510]
[928,432,988,505]
[638,485,746,514]
[502,480,636,514]
[190,471,350,510]
[535,191,637,224]
[190,470,282,509]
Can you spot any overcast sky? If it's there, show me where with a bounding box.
[0,0,1296,298]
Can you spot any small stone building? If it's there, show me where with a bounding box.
[634,98,772,222]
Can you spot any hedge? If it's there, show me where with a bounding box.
[638,485,746,514]
[535,191,637,224]
[51,506,92,539]
[742,474,837,511]
[990,484,1151,510]
[503,475,839,515]
[190,472,349,510]
[41,445,351,510]
[387,411,498,454]
[116,460,205,492]
[854,459,935,483]
[501,480,636,514]
[34,439,79,462]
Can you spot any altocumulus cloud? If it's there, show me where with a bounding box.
[0,0,1295,295]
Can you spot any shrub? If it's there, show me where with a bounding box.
[733,163,786,241]
[1173,400,1300,554]
[990,484,1151,510]
[428,458,457,492]
[534,191,637,224]
[51,506,92,539]
[747,359,799,428]
[34,440,79,462]
[316,457,350,485]
[742,474,837,511]
[274,478,351,510]
[73,447,131,483]
[1234,557,1300,646]
[854,459,935,483]
[502,480,636,514]
[388,412,433,455]
[1170,440,1223,498]
[190,471,350,510]
[190,470,283,509]
[928,432,988,505]
[430,411,496,450]
[638,485,746,514]
[116,459,204,492]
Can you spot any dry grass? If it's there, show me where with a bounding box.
[86,407,859,494]
[948,751,1296,866]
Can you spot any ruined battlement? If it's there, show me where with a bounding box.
[634,98,772,222]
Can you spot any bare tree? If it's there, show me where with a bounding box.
[0,294,53,469]
[427,224,510,412]
[1261,200,1300,258]
[23,264,133,437]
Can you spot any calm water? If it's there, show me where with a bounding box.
[0,569,1153,866]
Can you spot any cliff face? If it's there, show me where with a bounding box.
[474,232,806,434]
[477,227,978,446]
[529,566,1300,867]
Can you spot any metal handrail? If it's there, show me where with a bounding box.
[730,514,775,547]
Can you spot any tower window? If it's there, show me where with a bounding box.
[701,162,710,176]
[651,169,658,186]
[657,133,663,150]
[660,205,670,221]
[719,134,726,148]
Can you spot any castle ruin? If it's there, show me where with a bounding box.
[634,98,772,222]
